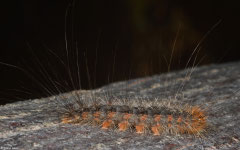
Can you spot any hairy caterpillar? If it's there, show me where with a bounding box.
[60,95,207,136]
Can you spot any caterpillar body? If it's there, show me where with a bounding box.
[61,96,207,136]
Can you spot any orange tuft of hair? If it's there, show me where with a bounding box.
[135,123,145,134]
[102,120,113,129]
[118,121,129,131]
[151,124,162,135]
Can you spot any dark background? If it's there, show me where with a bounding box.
[1,0,240,105]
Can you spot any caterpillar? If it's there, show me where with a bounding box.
[60,95,207,136]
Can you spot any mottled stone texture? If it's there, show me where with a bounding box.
[1,62,240,150]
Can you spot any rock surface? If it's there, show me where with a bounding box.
[0,62,240,150]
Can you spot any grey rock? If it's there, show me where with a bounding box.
[1,62,240,150]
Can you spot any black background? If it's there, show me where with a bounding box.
[1,0,240,104]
